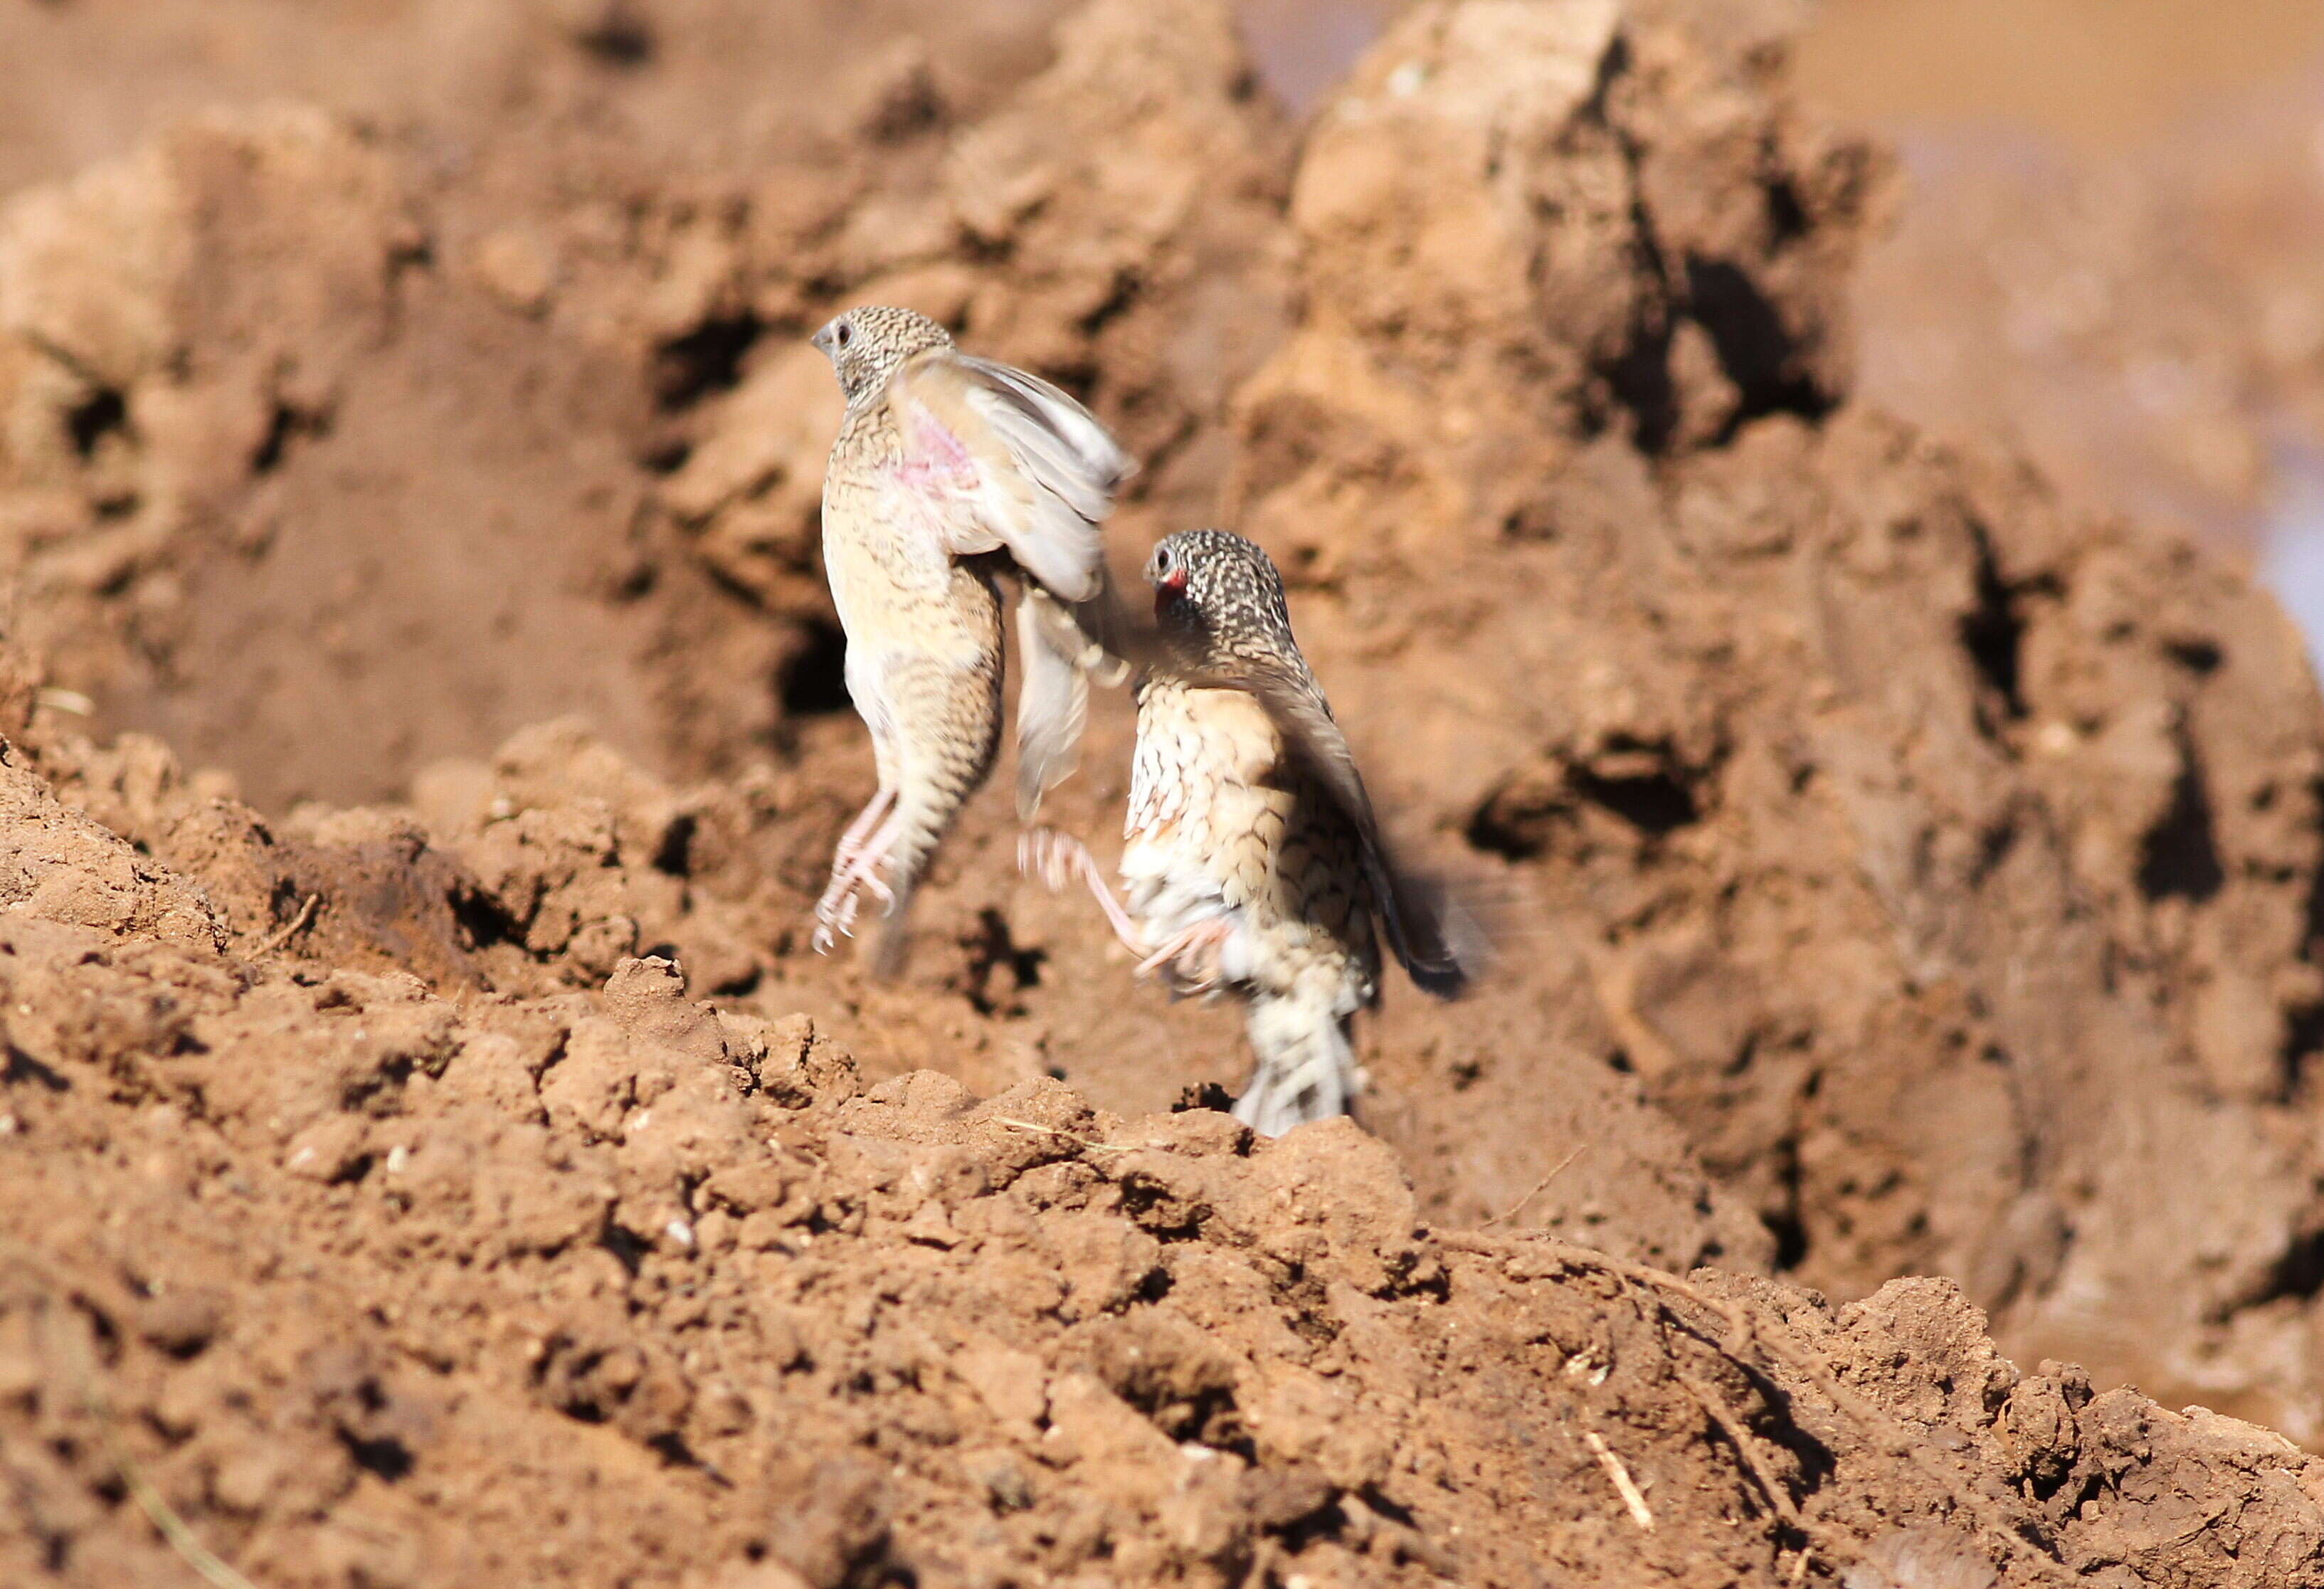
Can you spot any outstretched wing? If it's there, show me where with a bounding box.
[1086,576,1475,995]
[1200,648,1473,999]
[886,349,1136,817]
[885,349,1134,601]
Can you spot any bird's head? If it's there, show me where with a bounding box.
[1143,529,1298,670]
[810,305,952,406]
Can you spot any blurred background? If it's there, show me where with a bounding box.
[1797,0,2324,669]
[10,0,2324,789]
[1246,0,2324,665]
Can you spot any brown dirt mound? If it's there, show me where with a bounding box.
[4,728,2322,1587]
[5,0,2324,1583]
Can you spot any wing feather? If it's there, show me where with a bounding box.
[954,354,1130,525]
[1195,653,1472,999]
[884,347,1141,817]
[887,349,1132,602]
[1014,584,1092,819]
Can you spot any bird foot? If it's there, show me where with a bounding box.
[1016,827,1082,892]
[1136,918,1232,992]
[810,852,897,955]
[1019,826,1146,957]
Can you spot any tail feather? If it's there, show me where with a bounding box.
[1378,863,1484,999]
[867,877,919,981]
[866,794,946,982]
[1232,996,1359,1137]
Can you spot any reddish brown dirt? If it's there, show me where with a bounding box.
[6,1,2324,1585]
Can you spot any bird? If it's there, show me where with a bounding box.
[1020,528,1469,1135]
[807,305,1134,976]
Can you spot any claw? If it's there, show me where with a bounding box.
[812,823,905,956]
[813,787,905,956]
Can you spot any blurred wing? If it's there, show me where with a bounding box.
[1015,584,1091,818]
[1212,655,1472,998]
[1015,569,1139,818]
[888,349,1134,602]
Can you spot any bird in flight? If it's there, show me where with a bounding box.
[808,305,1133,975]
[1023,529,1469,1134]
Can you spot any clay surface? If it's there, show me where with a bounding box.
[6,2,2324,1585]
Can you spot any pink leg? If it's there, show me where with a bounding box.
[1018,828,1143,954]
[833,787,895,872]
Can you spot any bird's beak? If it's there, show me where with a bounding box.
[810,326,833,357]
[1151,571,1186,618]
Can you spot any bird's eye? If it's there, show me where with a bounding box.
[835,322,852,349]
